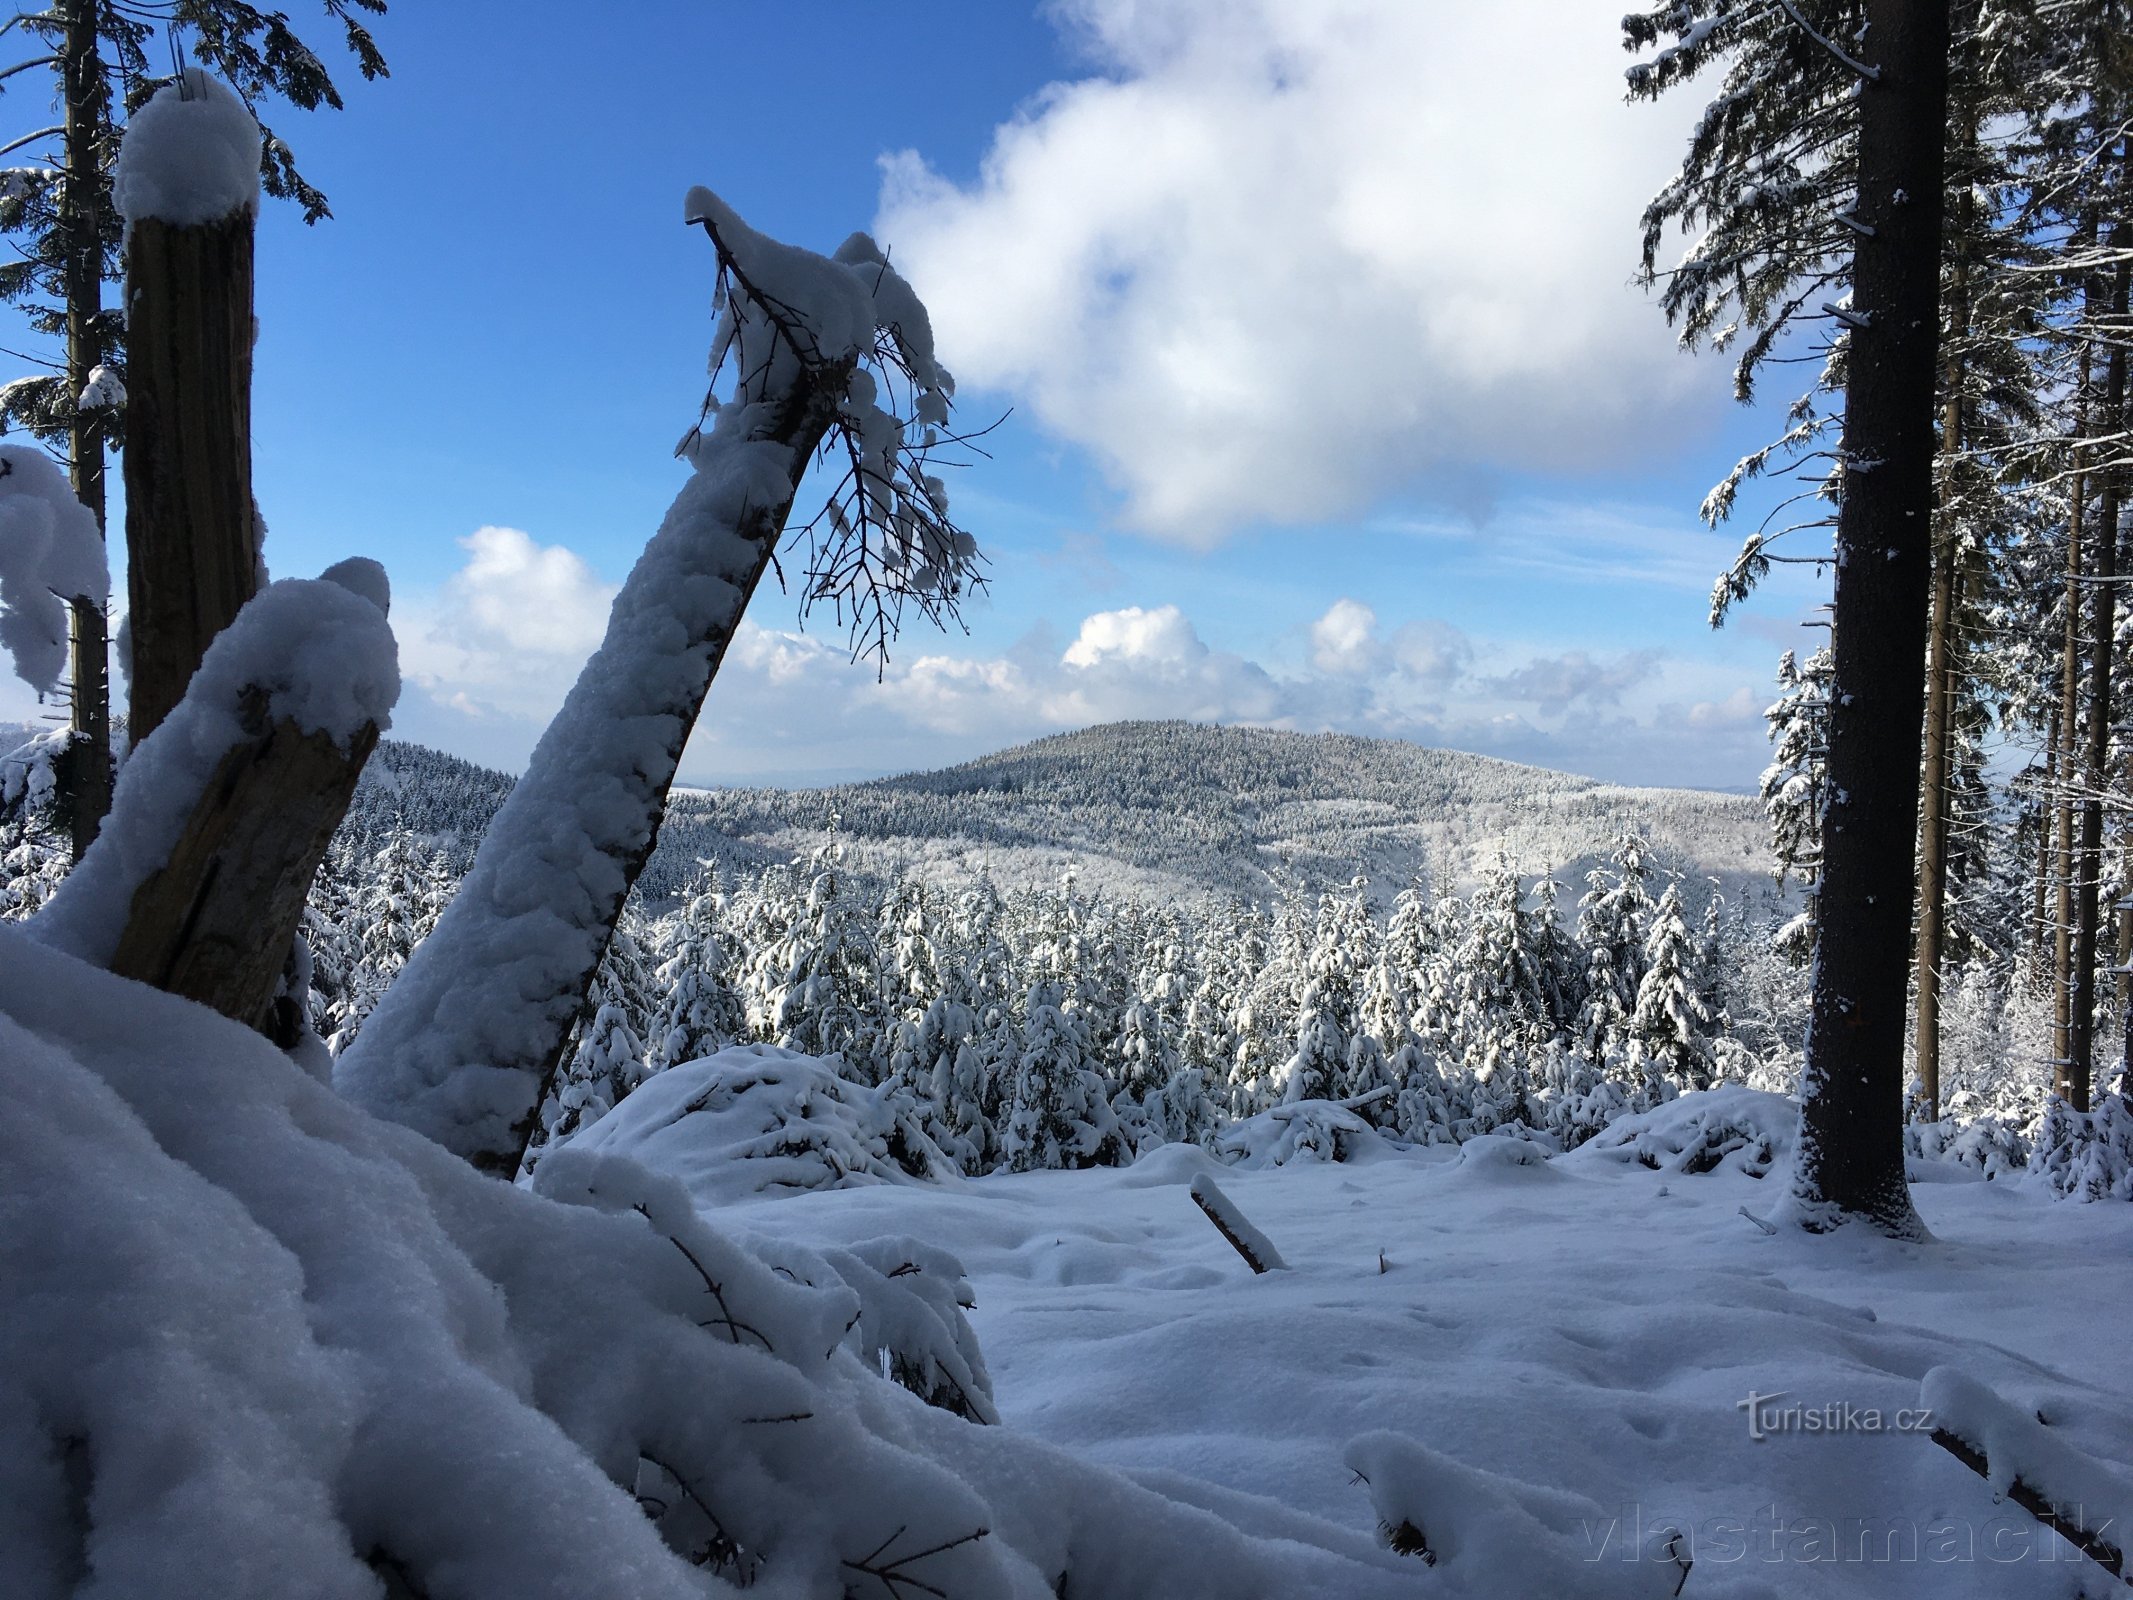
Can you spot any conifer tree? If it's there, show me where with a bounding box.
[646,871,745,1072]
[0,0,389,853]
[1759,645,1832,960]
[1633,881,1718,1096]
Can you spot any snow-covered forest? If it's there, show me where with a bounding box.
[3,1,2132,1596]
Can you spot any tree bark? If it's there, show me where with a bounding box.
[57,0,110,860]
[123,208,259,746]
[1913,91,1979,1123]
[2066,237,2127,1115]
[1912,390,1960,1123]
[109,690,378,1036]
[2053,455,2087,1073]
[1792,0,1947,1237]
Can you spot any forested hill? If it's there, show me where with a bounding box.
[663,721,1772,907]
[336,721,1771,911]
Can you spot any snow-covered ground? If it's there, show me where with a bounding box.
[725,1131,2133,1597]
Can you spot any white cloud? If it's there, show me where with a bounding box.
[1310,598,1382,677]
[380,532,1758,791]
[397,525,616,726]
[878,0,1707,543]
[1061,603,1205,669]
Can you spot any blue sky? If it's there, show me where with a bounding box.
[2,0,1834,792]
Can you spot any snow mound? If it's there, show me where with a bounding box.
[112,69,262,229]
[1345,1431,1686,1597]
[0,922,1422,1598]
[1570,1084,1795,1179]
[1214,1098,1397,1168]
[561,1044,957,1206]
[0,444,106,694]
[1451,1132,1561,1179]
[1115,1140,1227,1188]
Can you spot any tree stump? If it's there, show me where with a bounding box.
[123,206,257,746]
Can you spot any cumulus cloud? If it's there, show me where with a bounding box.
[1310,598,1383,677]
[877,0,1707,543]
[397,526,616,725]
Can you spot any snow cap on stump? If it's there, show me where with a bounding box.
[113,68,262,230]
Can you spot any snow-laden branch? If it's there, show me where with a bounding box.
[0,443,107,694]
[338,189,977,1173]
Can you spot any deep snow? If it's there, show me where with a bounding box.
[717,1120,2133,1596]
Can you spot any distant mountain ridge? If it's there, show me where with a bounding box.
[659,720,1776,910]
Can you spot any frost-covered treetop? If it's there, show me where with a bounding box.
[681,185,975,662]
[0,444,106,694]
[113,69,263,230]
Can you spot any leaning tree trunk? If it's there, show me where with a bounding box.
[57,0,111,859]
[337,207,873,1175]
[2066,239,2127,1115]
[123,203,258,745]
[1791,0,1948,1237]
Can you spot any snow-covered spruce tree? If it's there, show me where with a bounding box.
[536,978,648,1153]
[769,828,886,1081]
[1759,644,1832,960]
[338,196,979,1172]
[1000,964,1119,1173]
[1114,907,1188,1149]
[644,868,746,1073]
[1632,881,1718,1097]
[1574,829,1655,1058]
[1278,879,1372,1105]
[0,2,388,855]
[1629,0,1949,1235]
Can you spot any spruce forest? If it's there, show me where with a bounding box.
[0,3,2129,1597]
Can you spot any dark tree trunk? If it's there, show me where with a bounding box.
[123,208,259,745]
[2053,451,2088,1071]
[1913,389,1960,1123]
[57,0,110,860]
[2026,739,2056,996]
[1792,0,1948,1237]
[2068,235,2128,1112]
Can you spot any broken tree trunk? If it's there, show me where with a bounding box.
[109,688,377,1039]
[32,572,396,1044]
[123,203,258,747]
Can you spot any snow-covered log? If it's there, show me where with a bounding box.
[31,569,395,1036]
[1189,1174,1287,1273]
[1922,1367,2131,1582]
[338,189,972,1174]
[115,69,263,744]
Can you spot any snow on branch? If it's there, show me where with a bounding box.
[0,444,106,695]
[339,189,979,1173]
[681,188,985,670]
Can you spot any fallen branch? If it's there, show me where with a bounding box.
[1190,1175,1287,1274]
[1929,1429,2128,1584]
